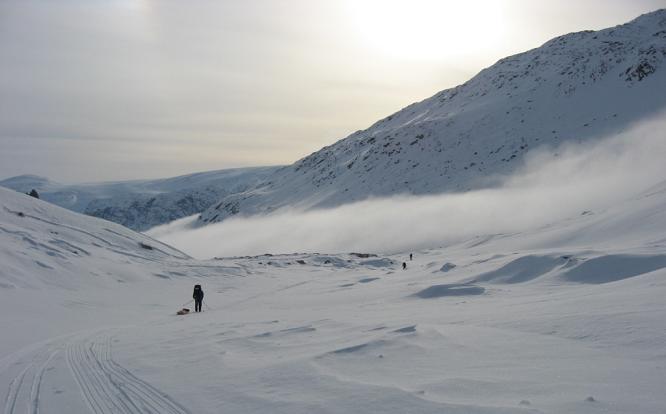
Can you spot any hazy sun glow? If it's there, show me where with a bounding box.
[347,0,507,61]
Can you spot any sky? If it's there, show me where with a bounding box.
[0,0,664,183]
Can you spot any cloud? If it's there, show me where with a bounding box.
[147,114,666,259]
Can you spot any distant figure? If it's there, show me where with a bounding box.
[27,189,40,199]
[409,253,413,261]
[402,262,407,270]
[193,284,204,312]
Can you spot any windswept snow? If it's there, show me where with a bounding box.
[2,168,666,413]
[0,187,190,290]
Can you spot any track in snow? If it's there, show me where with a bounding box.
[3,347,58,414]
[2,330,189,414]
[66,333,190,414]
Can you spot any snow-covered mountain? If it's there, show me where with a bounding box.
[0,166,279,231]
[200,9,666,224]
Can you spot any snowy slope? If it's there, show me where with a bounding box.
[2,176,666,413]
[0,186,191,290]
[0,166,279,231]
[0,185,253,352]
[200,9,666,224]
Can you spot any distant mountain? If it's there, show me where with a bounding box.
[199,9,666,224]
[0,167,279,231]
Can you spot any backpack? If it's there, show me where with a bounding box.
[193,285,203,299]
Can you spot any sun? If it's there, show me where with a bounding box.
[346,0,507,62]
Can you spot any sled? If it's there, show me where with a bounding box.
[176,308,190,315]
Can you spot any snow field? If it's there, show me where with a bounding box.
[3,165,666,413]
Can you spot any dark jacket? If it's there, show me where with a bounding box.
[193,285,204,301]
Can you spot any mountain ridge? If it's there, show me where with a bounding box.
[0,166,280,231]
[199,9,666,224]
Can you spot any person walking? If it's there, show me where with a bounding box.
[193,284,204,313]
[409,253,413,261]
[402,262,407,270]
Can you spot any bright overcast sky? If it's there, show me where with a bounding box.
[0,0,663,182]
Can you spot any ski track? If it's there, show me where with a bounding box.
[66,333,190,414]
[28,351,58,414]
[3,347,58,414]
[2,330,188,414]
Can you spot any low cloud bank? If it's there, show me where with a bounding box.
[147,115,666,259]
